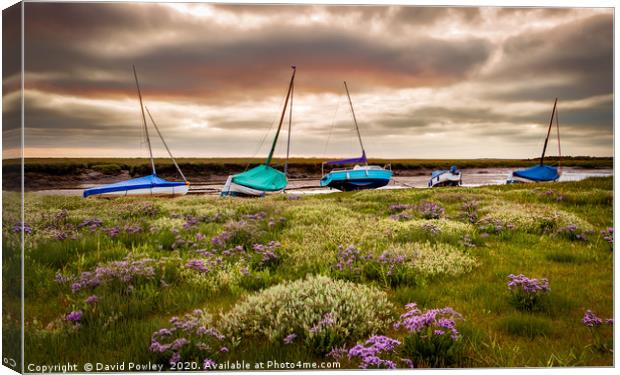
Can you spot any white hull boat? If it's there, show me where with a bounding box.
[220,176,284,197]
[428,166,462,187]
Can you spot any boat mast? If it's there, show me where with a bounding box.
[144,106,188,183]
[344,81,368,165]
[284,78,294,176]
[265,65,296,166]
[132,65,156,175]
[539,98,558,166]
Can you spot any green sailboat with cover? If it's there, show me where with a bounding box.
[221,66,296,196]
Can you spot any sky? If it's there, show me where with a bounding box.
[1,1,614,159]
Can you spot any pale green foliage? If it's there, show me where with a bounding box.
[387,241,477,277]
[479,202,594,233]
[219,275,394,342]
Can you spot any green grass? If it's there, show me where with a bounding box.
[1,177,613,369]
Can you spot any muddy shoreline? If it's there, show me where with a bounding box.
[13,166,613,197]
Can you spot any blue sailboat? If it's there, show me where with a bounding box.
[83,66,189,198]
[320,81,393,191]
[508,98,561,183]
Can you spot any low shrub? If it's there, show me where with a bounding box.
[219,275,394,354]
[395,303,464,367]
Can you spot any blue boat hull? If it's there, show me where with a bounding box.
[509,164,559,183]
[320,168,392,191]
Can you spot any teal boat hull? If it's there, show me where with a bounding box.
[320,167,392,191]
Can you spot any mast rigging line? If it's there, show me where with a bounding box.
[344,81,368,165]
[322,95,342,159]
[144,106,188,183]
[284,79,294,176]
[132,65,156,175]
[266,65,296,166]
[539,97,558,166]
[246,84,291,171]
[556,106,562,174]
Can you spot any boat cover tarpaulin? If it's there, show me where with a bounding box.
[325,153,368,165]
[513,164,559,182]
[83,174,186,197]
[232,164,287,191]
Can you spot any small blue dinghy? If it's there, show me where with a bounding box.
[508,98,562,184]
[320,81,392,191]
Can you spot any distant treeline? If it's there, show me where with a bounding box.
[1,156,613,178]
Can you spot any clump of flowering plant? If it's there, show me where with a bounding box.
[77,218,103,232]
[582,310,613,352]
[416,202,444,220]
[333,245,414,287]
[394,303,463,367]
[461,201,479,224]
[12,221,32,234]
[149,309,229,368]
[347,335,402,369]
[601,227,613,246]
[306,312,343,354]
[220,275,393,355]
[249,241,282,270]
[557,224,590,241]
[507,274,550,311]
[390,212,412,221]
[389,204,413,212]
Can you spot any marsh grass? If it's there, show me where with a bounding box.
[6,177,613,368]
[498,314,554,339]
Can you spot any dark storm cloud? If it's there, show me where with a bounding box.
[366,97,612,137]
[484,13,613,101]
[22,2,492,103]
[10,2,613,158]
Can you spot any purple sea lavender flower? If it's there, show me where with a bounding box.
[219,347,229,353]
[169,352,181,364]
[421,223,441,235]
[77,218,103,231]
[105,226,120,238]
[582,310,603,327]
[327,346,348,360]
[389,204,411,212]
[186,259,209,273]
[170,338,189,350]
[71,282,82,293]
[400,358,414,368]
[211,231,231,247]
[282,333,297,345]
[123,223,143,234]
[12,222,32,234]
[65,310,83,322]
[507,274,550,294]
[601,227,613,244]
[417,201,444,219]
[394,304,463,341]
[183,216,199,229]
[85,295,98,304]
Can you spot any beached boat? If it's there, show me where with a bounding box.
[428,165,462,187]
[83,66,189,198]
[221,66,296,197]
[320,82,392,191]
[507,98,562,184]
